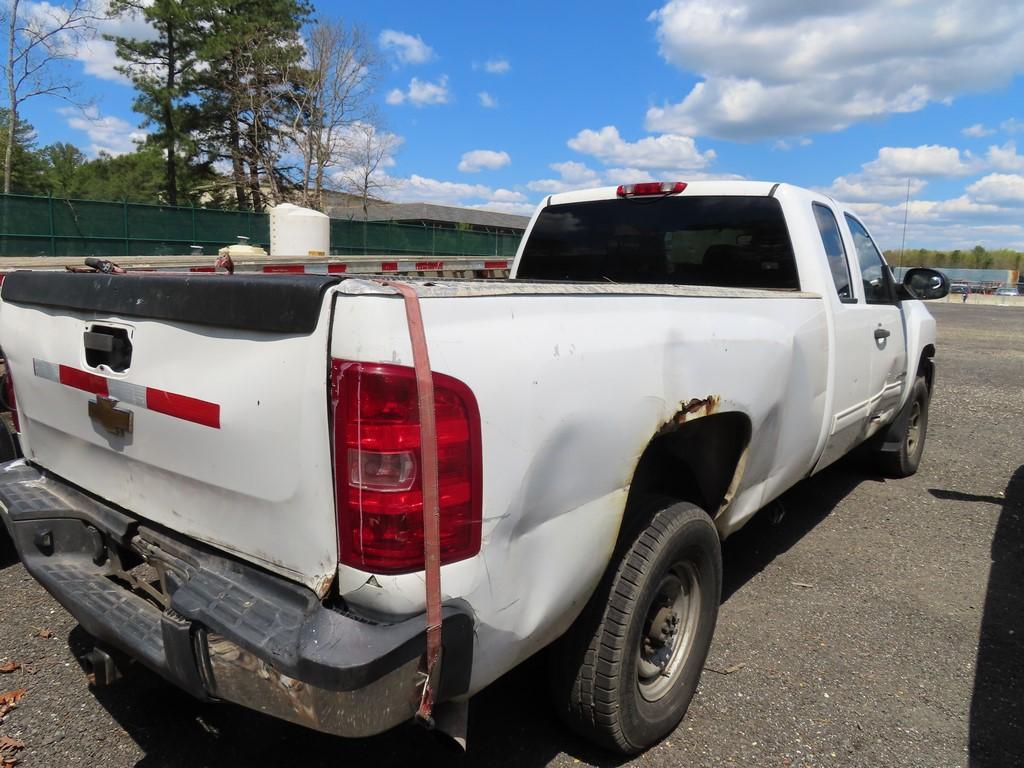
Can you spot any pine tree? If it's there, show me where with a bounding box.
[195,0,310,211]
[0,110,47,195]
[107,0,209,205]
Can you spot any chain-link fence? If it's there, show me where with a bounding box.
[0,194,522,259]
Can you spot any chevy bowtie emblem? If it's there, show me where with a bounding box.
[89,396,133,437]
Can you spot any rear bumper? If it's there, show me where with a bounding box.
[0,460,473,738]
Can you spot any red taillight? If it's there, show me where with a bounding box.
[2,359,17,433]
[616,181,687,197]
[331,360,482,574]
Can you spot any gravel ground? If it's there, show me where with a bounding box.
[0,302,1021,768]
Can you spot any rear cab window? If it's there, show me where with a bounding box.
[516,196,800,290]
[812,203,855,302]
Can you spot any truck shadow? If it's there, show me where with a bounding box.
[76,455,876,768]
[931,466,1024,768]
[720,453,875,603]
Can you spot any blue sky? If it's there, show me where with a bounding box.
[16,0,1024,250]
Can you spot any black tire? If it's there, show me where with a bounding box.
[549,497,722,754]
[0,417,21,566]
[0,527,15,567]
[0,415,20,463]
[876,376,929,478]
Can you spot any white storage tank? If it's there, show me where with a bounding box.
[270,203,330,258]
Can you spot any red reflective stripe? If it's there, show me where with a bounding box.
[263,265,304,273]
[328,263,348,273]
[415,261,443,270]
[145,388,220,429]
[380,262,398,272]
[190,266,215,273]
[59,365,109,396]
[484,260,508,269]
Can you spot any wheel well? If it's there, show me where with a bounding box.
[919,344,935,390]
[626,412,751,522]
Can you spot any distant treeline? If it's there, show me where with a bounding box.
[884,246,1023,272]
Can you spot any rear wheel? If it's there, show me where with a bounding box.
[549,498,721,754]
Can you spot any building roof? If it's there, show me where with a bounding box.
[326,201,531,232]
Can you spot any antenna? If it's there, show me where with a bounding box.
[899,177,911,270]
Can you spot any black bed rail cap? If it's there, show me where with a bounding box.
[0,270,342,334]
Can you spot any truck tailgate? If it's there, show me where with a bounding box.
[0,271,341,594]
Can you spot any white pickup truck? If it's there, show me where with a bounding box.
[0,180,947,754]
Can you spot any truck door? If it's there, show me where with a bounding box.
[844,214,908,431]
[811,202,873,470]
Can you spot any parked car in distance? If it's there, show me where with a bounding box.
[950,282,969,294]
[995,286,1020,297]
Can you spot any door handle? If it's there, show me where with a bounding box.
[874,328,891,340]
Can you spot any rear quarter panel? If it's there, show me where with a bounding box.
[330,287,828,692]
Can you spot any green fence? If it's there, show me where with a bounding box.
[0,193,522,259]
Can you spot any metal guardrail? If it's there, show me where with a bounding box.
[0,253,514,279]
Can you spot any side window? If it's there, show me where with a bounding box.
[845,214,894,304]
[812,203,854,301]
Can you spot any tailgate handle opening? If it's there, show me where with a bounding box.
[84,326,132,372]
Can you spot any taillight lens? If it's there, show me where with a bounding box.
[331,360,482,574]
[2,359,18,433]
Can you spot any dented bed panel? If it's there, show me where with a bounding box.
[330,289,828,694]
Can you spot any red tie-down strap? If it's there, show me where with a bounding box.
[382,280,444,724]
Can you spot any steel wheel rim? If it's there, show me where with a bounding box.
[637,561,701,702]
[906,400,922,455]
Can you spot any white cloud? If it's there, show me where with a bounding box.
[963,123,995,138]
[986,141,1024,172]
[385,76,450,107]
[21,0,155,84]
[846,193,1022,251]
[826,176,928,204]
[862,145,978,178]
[1002,117,1024,134]
[59,106,146,156]
[567,125,715,170]
[378,29,434,65]
[526,161,603,194]
[525,157,740,195]
[458,149,511,173]
[773,137,813,151]
[826,144,984,203]
[386,173,529,213]
[966,173,1024,206]
[478,91,498,108]
[469,201,537,216]
[483,58,510,74]
[646,0,1024,140]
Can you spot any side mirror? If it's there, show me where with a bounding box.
[903,268,949,300]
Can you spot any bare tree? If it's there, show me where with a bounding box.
[286,19,378,210]
[338,122,400,219]
[4,0,100,193]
